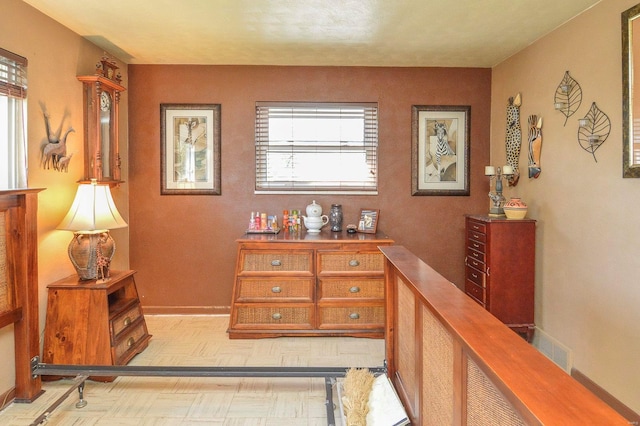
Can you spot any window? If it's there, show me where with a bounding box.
[255,102,378,194]
[0,48,28,189]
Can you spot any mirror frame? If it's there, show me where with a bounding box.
[622,4,640,178]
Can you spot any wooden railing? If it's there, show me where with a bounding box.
[381,245,628,425]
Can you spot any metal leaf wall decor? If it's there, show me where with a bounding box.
[554,71,582,126]
[577,102,610,163]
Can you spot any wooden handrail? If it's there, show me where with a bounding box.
[381,245,627,425]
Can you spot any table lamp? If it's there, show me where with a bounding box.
[57,179,127,281]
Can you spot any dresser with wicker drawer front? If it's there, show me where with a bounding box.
[228,230,393,338]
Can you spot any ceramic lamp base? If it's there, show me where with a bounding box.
[68,231,115,280]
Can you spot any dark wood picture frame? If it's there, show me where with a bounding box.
[161,104,221,195]
[411,105,470,196]
[357,208,379,233]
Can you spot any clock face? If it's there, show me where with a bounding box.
[100,91,111,111]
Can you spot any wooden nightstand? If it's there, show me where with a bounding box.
[42,270,151,381]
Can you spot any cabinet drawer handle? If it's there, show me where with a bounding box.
[473,243,480,249]
[349,312,360,320]
[349,259,360,267]
[123,317,132,327]
[271,259,282,267]
[349,286,360,293]
[127,337,135,348]
[272,312,282,320]
[271,286,282,293]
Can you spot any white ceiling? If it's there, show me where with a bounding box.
[23,0,601,67]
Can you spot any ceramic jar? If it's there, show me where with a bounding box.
[503,197,528,219]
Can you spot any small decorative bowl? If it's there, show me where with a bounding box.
[503,197,528,219]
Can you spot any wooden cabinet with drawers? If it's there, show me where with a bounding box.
[42,270,151,380]
[464,215,536,341]
[228,230,393,338]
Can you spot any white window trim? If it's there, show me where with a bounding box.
[255,102,378,195]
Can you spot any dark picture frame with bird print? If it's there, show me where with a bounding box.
[160,104,221,195]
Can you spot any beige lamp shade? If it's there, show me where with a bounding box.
[58,179,127,232]
[58,179,127,280]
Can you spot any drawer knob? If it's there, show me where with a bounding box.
[271,259,282,267]
[272,312,282,320]
[271,286,282,293]
[349,286,361,293]
[349,259,360,267]
[123,317,132,327]
[127,337,135,348]
[349,312,360,320]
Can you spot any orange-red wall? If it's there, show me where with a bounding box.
[128,65,492,313]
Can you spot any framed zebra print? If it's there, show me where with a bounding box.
[411,105,470,196]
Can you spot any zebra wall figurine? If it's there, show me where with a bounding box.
[528,115,543,179]
[505,93,522,186]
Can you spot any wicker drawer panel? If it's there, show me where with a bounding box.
[234,306,313,327]
[113,321,147,362]
[110,303,143,339]
[317,252,384,273]
[236,278,313,302]
[318,278,384,300]
[240,250,313,273]
[318,305,385,328]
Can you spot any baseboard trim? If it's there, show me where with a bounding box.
[0,387,15,411]
[571,368,639,425]
[141,306,230,315]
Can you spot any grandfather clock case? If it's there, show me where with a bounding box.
[77,57,125,185]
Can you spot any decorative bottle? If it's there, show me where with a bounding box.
[329,204,343,232]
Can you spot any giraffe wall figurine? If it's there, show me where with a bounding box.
[505,93,522,186]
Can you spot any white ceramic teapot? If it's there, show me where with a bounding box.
[302,201,328,232]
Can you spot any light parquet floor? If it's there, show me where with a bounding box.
[0,315,385,425]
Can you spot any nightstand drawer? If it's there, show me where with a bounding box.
[317,252,384,273]
[110,301,143,339]
[318,305,385,329]
[113,320,148,363]
[235,278,313,302]
[318,278,384,300]
[233,305,314,328]
[240,250,313,273]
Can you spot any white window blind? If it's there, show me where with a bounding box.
[0,48,28,189]
[255,102,378,194]
[0,48,27,99]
